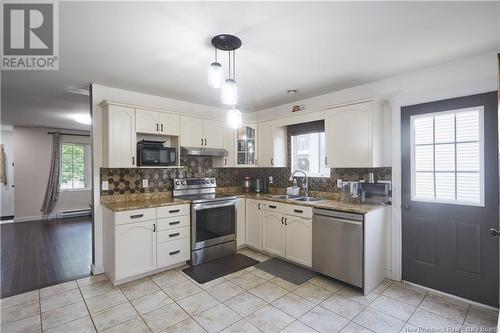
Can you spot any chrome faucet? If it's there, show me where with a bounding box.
[289,170,308,197]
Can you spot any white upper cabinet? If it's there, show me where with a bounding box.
[204,119,225,149]
[180,116,204,147]
[213,126,235,168]
[136,109,180,136]
[258,121,286,167]
[180,116,225,149]
[325,101,382,168]
[159,112,180,136]
[102,103,136,168]
[136,109,159,134]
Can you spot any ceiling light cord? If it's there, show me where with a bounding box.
[233,50,236,82]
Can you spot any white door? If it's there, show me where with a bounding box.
[115,220,156,279]
[204,120,225,148]
[325,102,373,167]
[236,198,246,247]
[136,109,159,134]
[0,128,14,218]
[159,112,180,136]
[262,210,285,257]
[107,105,136,167]
[245,199,261,250]
[180,116,204,147]
[258,121,274,167]
[285,215,312,267]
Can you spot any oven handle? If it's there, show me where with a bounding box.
[192,200,238,210]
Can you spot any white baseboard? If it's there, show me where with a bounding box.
[91,263,104,275]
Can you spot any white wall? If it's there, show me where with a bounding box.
[13,127,91,222]
[91,51,498,276]
[1,125,15,217]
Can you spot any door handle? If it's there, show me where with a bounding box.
[284,217,287,226]
[201,138,204,145]
[132,156,135,165]
[156,123,159,131]
[153,224,156,232]
[258,203,261,210]
[281,216,284,224]
[490,228,500,237]
[224,158,227,166]
[325,157,328,165]
[404,203,410,209]
[161,124,163,132]
[271,158,273,166]
[204,139,207,146]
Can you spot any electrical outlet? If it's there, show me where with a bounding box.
[268,176,273,184]
[142,179,149,188]
[101,181,109,191]
[336,179,343,188]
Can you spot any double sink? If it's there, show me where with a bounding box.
[270,194,323,202]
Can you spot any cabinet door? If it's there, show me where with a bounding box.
[107,105,136,167]
[136,109,159,134]
[236,124,258,167]
[258,121,274,167]
[159,112,180,136]
[204,120,225,148]
[236,198,246,247]
[325,102,373,167]
[180,116,204,147]
[115,220,156,280]
[262,211,285,257]
[285,215,312,267]
[213,126,235,167]
[245,199,261,250]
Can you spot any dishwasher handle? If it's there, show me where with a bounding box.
[312,208,363,222]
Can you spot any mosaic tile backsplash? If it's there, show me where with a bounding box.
[101,156,391,196]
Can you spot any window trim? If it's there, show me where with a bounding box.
[410,106,485,207]
[59,142,92,192]
[290,131,329,178]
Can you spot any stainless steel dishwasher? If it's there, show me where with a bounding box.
[312,208,363,288]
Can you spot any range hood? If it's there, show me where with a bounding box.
[181,147,228,157]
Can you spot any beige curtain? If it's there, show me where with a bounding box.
[41,132,61,214]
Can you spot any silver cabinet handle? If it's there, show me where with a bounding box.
[490,228,500,237]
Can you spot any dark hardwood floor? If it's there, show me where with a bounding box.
[1,217,92,298]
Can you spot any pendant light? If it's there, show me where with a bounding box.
[226,106,242,129]
[208,48,224,88]
[221,50,238,105]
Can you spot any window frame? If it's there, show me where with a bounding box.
[410,106,485,207]
[290,131,329,178]
[59,142,91,191]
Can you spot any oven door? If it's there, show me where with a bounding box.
[192,200,237,251]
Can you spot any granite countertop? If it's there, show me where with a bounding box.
[240,193,384,215]
[102,197,191,212]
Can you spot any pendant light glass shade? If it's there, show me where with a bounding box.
[221,79,238,105]
[226,106,242,129]
[208,62,224,88]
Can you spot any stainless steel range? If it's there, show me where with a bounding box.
[173,178,238,265]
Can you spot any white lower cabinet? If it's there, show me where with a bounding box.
[103,204,190,285]
[262,211,285,257]
[245,199,262,250]
[259,201,313,267]
[115,220,156,280]
[285,215,312,267]
[236,198,246,247]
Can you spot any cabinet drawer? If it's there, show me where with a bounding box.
[114,208,156,225]
[157,239,190,268]
[261,201,285,213]
[157,215,190,231]
[157,226,190,243]
[285,205,313,218]
[157,204,190,219]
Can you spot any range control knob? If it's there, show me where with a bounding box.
[175,180,180,185]
[206,179,210,184]
[210,179,215,183]
[181,180,186,185]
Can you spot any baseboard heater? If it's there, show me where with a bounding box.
[56,209,91,219]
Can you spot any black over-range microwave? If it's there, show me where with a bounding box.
[137,140,176,166]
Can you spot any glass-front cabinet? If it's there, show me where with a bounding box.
[236,124,258,166]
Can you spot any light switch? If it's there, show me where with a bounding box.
[268,176,273,184]
[142,179,149,188]
[101,181,109,190]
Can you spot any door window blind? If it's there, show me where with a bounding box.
[411,107,484,206]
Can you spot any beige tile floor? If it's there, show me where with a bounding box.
[1,248,498,333]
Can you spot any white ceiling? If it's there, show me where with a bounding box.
[2,1,499,130]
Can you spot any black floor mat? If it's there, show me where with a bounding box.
[183,254,259,284]
[255,258,317,285]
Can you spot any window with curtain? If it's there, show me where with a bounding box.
[60,143,91,190]
[411,107,484,206]
[289,120,329,178]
